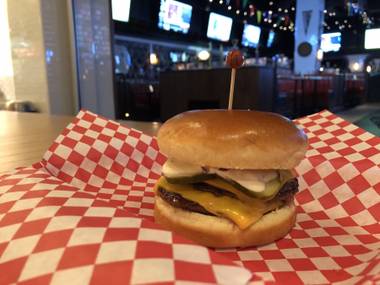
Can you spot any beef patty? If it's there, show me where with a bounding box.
[158,178,299,216]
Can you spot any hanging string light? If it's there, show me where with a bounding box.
[207,0,298,32]
[207,0,376,33]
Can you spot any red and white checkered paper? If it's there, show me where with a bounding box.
[1,110,379,284]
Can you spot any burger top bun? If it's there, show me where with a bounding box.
[157,110,308,170]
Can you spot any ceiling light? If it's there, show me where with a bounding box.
[317,49,323,61]
[197,50,210,61]
[291,7,295,11]
[352,62,360,71]
[236,10,240,15]
[269,1,273,6]
[228,5,231,10]
[284,9,288,13]
[278,8,282,12]
[149,53,159,65]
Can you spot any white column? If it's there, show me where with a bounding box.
[72,0,116,119]
[294,0,325,75]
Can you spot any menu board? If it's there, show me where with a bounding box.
[111,0,131,22]
[365,28,380,49]
[207,12,233,42]
[158,0,193,34]
[321,32,342,52]
[241,24,261,48]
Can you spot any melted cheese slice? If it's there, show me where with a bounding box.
[156,177,282,230]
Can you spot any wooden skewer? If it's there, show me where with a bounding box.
[228,68,236,110]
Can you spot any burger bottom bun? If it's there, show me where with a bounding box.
[154,197,296,248]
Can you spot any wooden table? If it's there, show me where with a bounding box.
[0,111,161,173]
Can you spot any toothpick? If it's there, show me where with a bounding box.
[228,68,236,110]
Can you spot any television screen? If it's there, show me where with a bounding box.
[365,28,380,49]
[267,30,275,48]
[321,32,342,52]
[241,24,261,48]
[207,12,233,42]
[111,0,131,22]
[158,0,193,34]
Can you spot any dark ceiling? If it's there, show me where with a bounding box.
[114,0,380,57]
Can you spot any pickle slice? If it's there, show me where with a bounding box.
[165,173,216,184]
[227,170,294,200]
[249,178,281,200]
[205,171,294,201]
[165,170,295,200]
[207,178,280,200]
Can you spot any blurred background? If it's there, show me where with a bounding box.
[1,0,380,134]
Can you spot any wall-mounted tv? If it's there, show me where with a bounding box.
[111,0,131,22]
[321,32,342,52]
[207,12,233,42]
[267,30,275,48]
[365,28,380,49]
[241,24,261,48]
[158,0,193,34]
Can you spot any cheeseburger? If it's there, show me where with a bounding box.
[154,110,307,248]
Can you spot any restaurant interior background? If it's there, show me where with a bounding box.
[1,0,380,135]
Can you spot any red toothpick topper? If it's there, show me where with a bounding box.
[226,49,244,110]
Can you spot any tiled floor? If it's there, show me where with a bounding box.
[337,103,380,123]
[338,103,380,136]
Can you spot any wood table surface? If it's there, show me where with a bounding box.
[0,111,161,173]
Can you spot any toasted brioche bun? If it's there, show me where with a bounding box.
[154,196,296,248]
[157,110,307,170]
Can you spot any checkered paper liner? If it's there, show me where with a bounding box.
[0,110,379,284]
[0,167,251,285]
